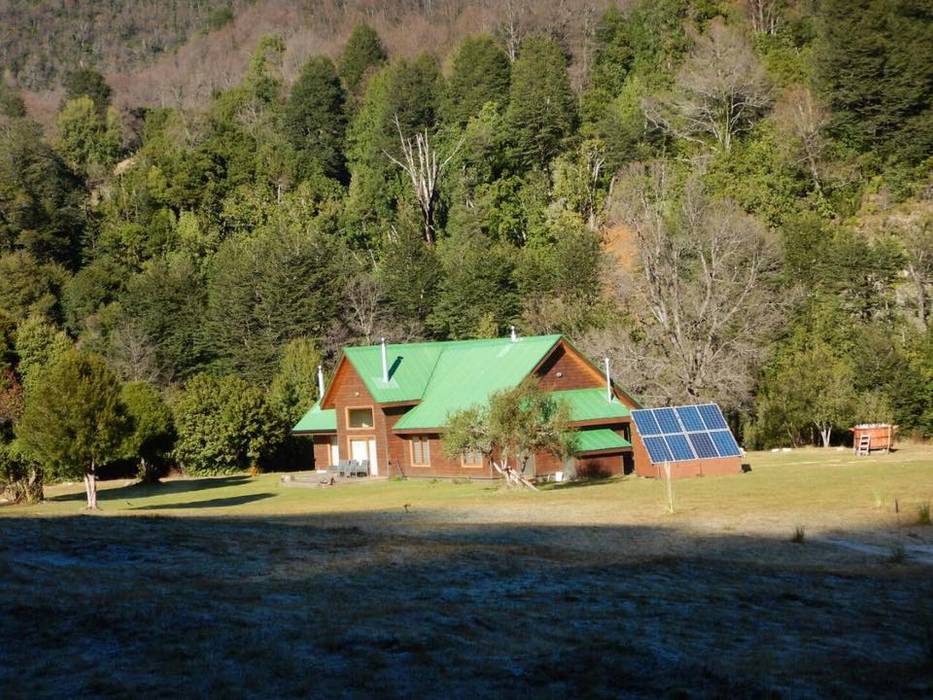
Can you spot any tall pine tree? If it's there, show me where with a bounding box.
[284,56,348,182]
[339,22,388,102]
[817,0,932,163]
[505,36,578,169]
[442,35,511,127]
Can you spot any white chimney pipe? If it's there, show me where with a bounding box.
[381,337,389,383]
[317,365,325,400]
[510,325,517,342]
[604,357,612,403]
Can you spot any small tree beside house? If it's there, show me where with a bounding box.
[443,380,576,489]
[17,350,131,509]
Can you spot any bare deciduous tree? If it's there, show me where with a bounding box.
[878,199,933,330]
[644,19,771,152]
[107,321,163,384]
[344,270,388,346]
[745,0,783,35]
[501,0,528,62]
[385,115,463,244]
[773,85,830,194]
[584,161,786,410]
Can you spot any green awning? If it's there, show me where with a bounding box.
[292,403,336,433]
[574,428,631,454]
[550,388,630,422]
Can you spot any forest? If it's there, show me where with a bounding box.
[0,0,931,502]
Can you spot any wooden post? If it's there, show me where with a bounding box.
[663,461,674,513]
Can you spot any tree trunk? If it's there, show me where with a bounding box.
[818,424,832,448]
[85,461,99,510]
[24,466,43,503]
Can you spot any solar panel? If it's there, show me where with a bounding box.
[664,434,695,461]
[698,403,728,430]
[676,405,705,432]
[655,407,681,434]
[643,436,672,463]
[632,403,742,464]
[632,410,661,436]
[710,430,741,458]
[688,432,718,459]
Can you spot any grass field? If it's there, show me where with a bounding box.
[2,445,932,697]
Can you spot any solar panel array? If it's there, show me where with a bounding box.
[631,403,741,464]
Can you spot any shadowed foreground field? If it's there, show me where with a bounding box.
[1,447,932,698]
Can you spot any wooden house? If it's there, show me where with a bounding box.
[292,334,640,479]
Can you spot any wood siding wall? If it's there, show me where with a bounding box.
[312,435,333,469]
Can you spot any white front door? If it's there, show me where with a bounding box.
[349,438,379,476]
[368,438,379,476]
[350,439,369,464]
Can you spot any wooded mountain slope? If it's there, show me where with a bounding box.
[1,0,931,497]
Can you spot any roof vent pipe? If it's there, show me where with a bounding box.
[317,365,325,400]
[510,325,517,342]
[381,337,389,383]
[604,357,612,403]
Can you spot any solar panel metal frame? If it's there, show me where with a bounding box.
[632,403,741,464]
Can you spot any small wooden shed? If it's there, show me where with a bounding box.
[850,424,896,455]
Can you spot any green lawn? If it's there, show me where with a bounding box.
[2,445,932,697]
[11,443,933,533]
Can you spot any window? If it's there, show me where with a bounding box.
[411,436,431,466]
[347,408,374,429]
[462,449,483,467]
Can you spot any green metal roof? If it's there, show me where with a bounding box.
[343,342,444,403]
[292,402,336,433]
[391,335,563,430]
[550,388,630,422]
[574,428,632,454]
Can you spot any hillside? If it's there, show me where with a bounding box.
[1,0,932,505]
[3,0,613,122]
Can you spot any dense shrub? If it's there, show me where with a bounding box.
[172,374,285,476]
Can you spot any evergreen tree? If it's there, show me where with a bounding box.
[339,22,388,101]
[0,250,66,321]
[205,220,349,381]
[0,119,86,268]
[817,0,933,163]
[505,36,578,169]
[119,381,173,483]
[583,6,635,120]
[13,313,73,392]
[428,230,519,338]
[442,35,510,127]
[345,55,444,230]
[268,337,323,422]
[378,208,441,328]
[17,350,130,509]
[56,96,123,177]
[0,79,26,118]
[284,56,348,182]
[119,256,211,381]
[62,68,112,112]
